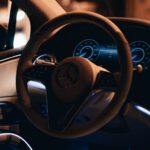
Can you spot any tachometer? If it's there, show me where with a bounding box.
[130,41,150,70]
[73,39,100,62]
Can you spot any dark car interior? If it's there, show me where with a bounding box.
[0,0,149,150]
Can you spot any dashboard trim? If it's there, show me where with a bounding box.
[110,17,150,29]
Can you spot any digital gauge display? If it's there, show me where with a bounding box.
[130,41,150,70]
[73,39,150,71]
[73,39,100,62]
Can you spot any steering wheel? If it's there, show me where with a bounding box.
[16,12,133,138]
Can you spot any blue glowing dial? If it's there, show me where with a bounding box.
[131,48,145,63]
[73,39,100,62]
[130,41,150,69]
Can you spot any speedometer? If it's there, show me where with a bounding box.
[130,41,150,70]
[73,39,100,62]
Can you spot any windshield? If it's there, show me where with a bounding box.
[57,0,150,20]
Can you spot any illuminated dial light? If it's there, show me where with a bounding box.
[130,41,150,70]
[73,39,100,62]
[131,48,145,63]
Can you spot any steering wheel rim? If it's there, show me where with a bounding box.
[16,11,133,138]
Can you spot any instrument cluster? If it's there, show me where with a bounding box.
[39,22,150,72]
[73,39,150,71]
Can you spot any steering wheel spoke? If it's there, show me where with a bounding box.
[45,84,80,130]
[23,64,55,82]
[94,71,118,91]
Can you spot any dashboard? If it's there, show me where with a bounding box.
[39,21,150,72]
[37,18,150,109]
[73,39,150,71]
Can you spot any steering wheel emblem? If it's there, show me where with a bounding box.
[56,63,78,88]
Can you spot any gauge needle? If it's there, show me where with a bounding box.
[132,54,138,60]
[80,52,87,58]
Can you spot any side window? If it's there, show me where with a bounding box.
[0,1,30,49]
[14,9,30,48]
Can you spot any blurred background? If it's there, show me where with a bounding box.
[57,0,150,19]
[1,0,150,49]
